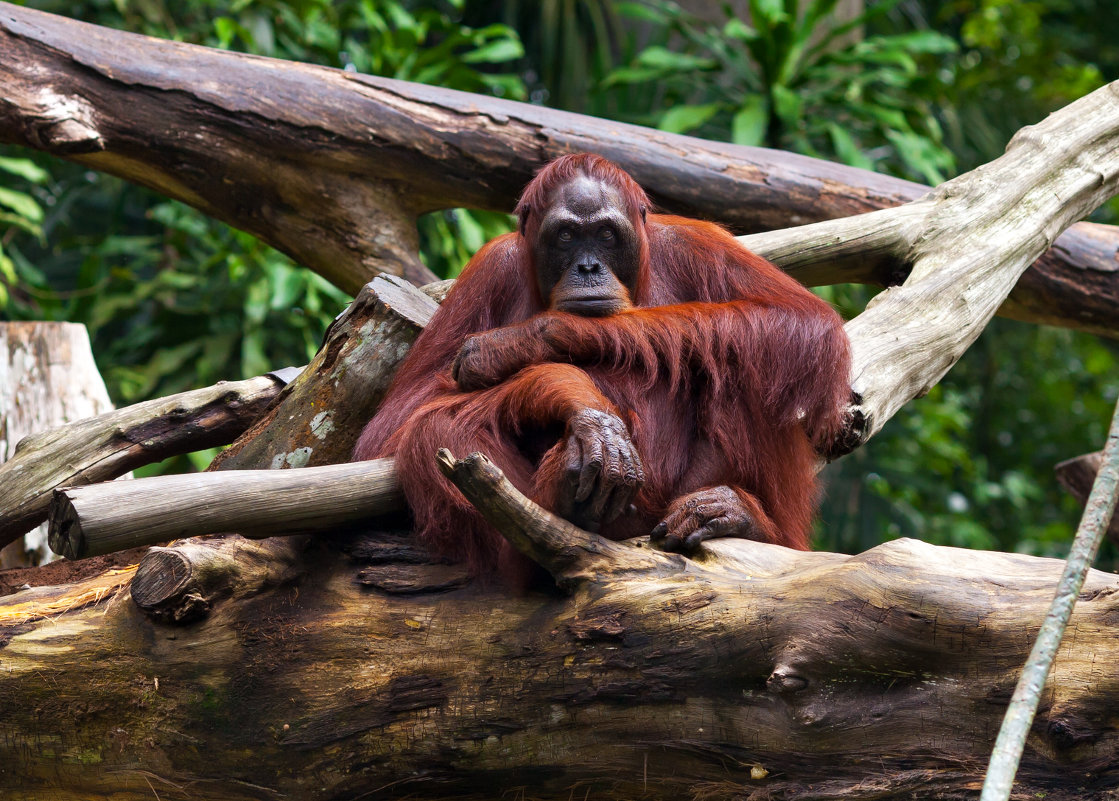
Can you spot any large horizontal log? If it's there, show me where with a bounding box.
[0,3,1116,336]
[5,468,1119,799]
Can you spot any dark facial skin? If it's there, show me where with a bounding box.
[532,176,643,316]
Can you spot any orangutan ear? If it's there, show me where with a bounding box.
[517,204,532,234]
[640,205,647,225]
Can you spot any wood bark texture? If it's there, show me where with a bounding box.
[0,322,116,565]
[3,499,1119,800]
[0,370,290,549]
[50,459,400,558]
[208,275,442,472]
[1,3,1118,337]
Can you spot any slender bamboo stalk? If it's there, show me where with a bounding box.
[980,393,1119,800]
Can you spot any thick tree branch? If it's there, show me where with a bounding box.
[437,450,673,587]
[1,2,1117,336]
[743,81,1119,441]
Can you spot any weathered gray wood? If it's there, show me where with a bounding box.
[1,2,1118,337]
[744,81,1119,443]
[208,274,439,471]
[49,458,401,558]
[0,321,116,566]
[0,371,290,549]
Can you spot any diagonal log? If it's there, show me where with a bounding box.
[742,80,1119,440]
[0,2,1117,337]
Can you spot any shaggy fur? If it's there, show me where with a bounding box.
[354,154,851,580]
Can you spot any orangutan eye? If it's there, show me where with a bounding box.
[558,229,573,242]
[599,227,615,241]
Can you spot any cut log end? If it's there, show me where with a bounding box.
[46,491,82,560]
[130,547,194,612]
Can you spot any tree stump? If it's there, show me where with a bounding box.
[0,322,117,566]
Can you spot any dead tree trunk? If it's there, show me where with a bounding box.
[0,322,117,566]
[2,510,1118,801]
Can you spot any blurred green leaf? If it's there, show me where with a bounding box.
[0,187,43,222]
[460,38,523,63]
[635,45,717,71]
[658,102,722,134]
[731,96,769,146]
[0,156,50,183]
[826,122,873,170]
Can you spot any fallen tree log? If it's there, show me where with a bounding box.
[0,2,1117,336]
[4,454,1119,800]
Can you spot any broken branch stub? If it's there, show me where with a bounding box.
[436,449,679,588]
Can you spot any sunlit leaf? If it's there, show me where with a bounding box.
[0,156,49,184]
[731,96,769,146]
[0,187,43,222]
[635,45,717,72]
[658,103,721,134]
[461,39,524,64]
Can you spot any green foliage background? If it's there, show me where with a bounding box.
[1,0,1117,563]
